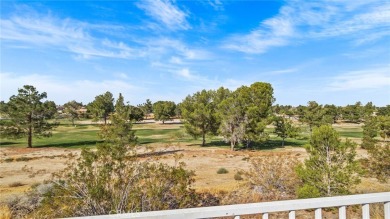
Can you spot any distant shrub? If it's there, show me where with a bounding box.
[4,158,14,162]
[234,172,243,181]
[15,157,32,162]
[9,182,24,187]
[217,168,228,174]
[242,157,250,161]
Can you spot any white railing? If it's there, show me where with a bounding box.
[71,192,390,219]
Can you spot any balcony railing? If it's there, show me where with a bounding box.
[70,192,390,219]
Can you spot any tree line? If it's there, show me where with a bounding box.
[1,84,389,149]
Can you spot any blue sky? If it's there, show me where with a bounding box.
[1,0,389,106]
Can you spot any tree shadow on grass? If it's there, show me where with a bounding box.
[245,139,305,151]
[34,140,103,148]
[136,149,184,158]
[186,140,230,147]
[186,139,306,151]
[0,142,19,146]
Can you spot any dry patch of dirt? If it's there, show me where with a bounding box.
[135,144,307,192]
[0,147,80,202]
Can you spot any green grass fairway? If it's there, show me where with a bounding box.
[0,124,102,148]
[334,127,363,138]
[0,122,365,149]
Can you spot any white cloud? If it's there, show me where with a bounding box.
[207,0,224,11]
[0,13,142,59]
[136,0,190,31]
[327,66,390,91]
[224,1,390,54]
[224,15,293,54]
[146,38,212,60]
[169,56,184,65]
[176,68,195,80]
[311,4,390,39]
[115,73,129,80]
[266,68,298,75]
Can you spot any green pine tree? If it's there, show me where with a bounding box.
[0,85,58,148]
[296,125,361,198]
[181,89,219,146]
[273,116,300,147]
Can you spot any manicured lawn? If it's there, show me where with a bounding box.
[0,122,364,149]
[0,124,101,148]
[334,127,363,138]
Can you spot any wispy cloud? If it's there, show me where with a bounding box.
[311,4,390,42]
[327,66,390,91]
[207,0,224,11]
[224,15,293,53]
[266,68,298,75]
[176,68,197,80]
[224,1,390,54]
[0,13,143,59]
[0,7,208,64]
[143,37,213,61]
[136,0,190,31]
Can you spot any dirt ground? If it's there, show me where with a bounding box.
[0,144,304,202]
[0,147,78,201]
[1,141,387,204]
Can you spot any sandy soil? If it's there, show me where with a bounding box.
[0,147,80,201]
[0,144,307,202]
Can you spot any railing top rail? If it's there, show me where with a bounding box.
[68,192,390,219]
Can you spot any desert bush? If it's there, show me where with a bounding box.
[6,183,53,219]
[234,172,243,181]
[370,203,384,219]
[4,158,13,163]
[217,168,229,174]
[221,155,299,205]
[15,157,32,162]
[368,142,390,182]
[245,155,299,201]
[31,150,202,218]
[221,186,262,205]
[242,157,250,161]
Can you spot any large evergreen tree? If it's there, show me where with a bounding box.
[273,116,299,147]
[342,101,364,123]
[296,125,361,198]
[153,101,176,124]
[99,93,136,147]
[0,85,58,148]
[218,82,274,150]
[361,116,378,150]
[299,101,327,132]
[181,90,220,146]
[377,115,390,141]
[368,142,390,183]
[63,100,83,126]
[87,91,114,124]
